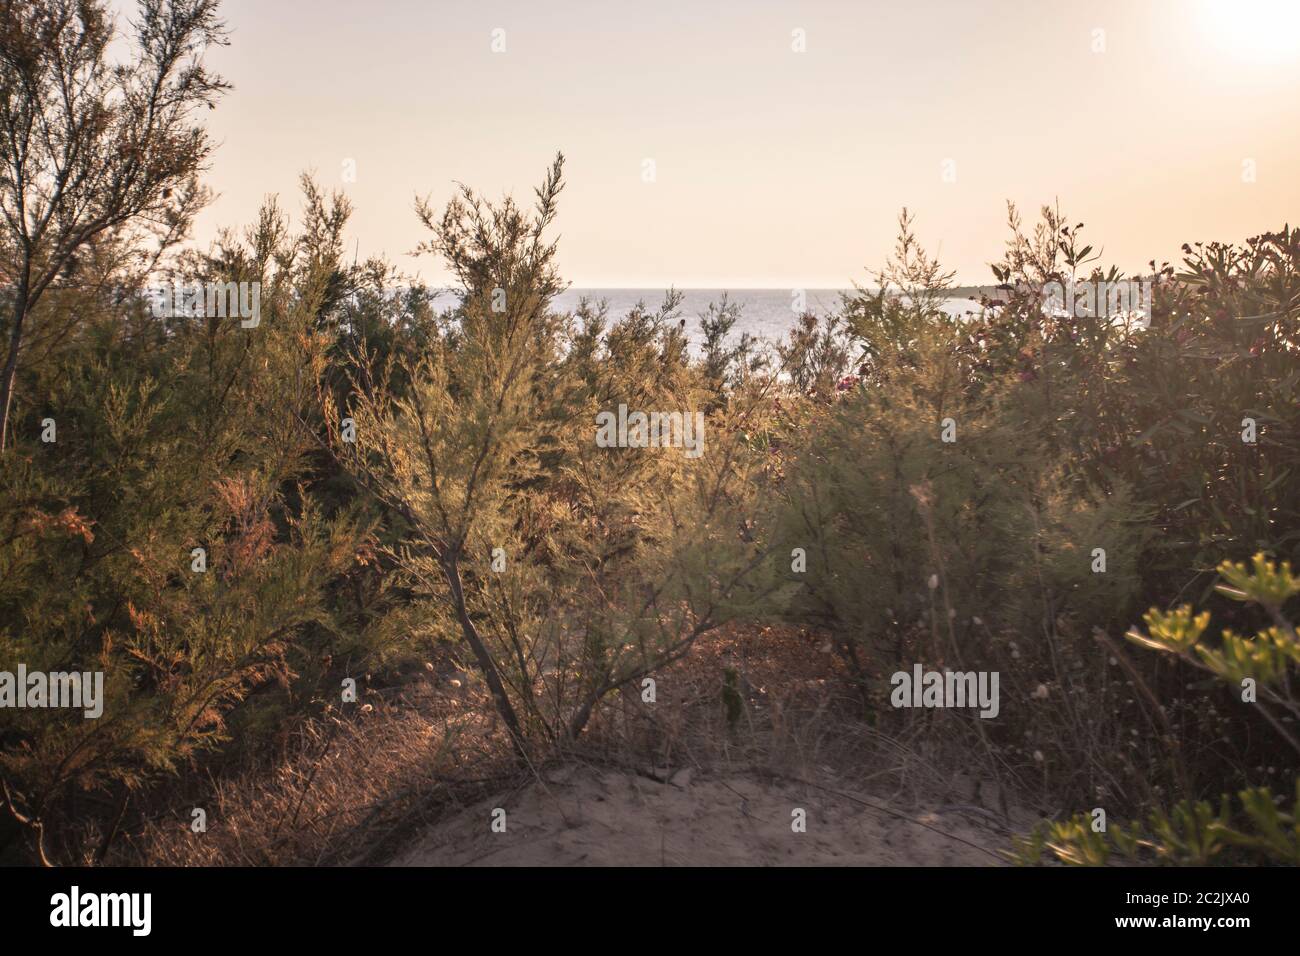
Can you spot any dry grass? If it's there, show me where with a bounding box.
[108,669,518,866]
[105,621,1031,866]
[564,621,1010,816]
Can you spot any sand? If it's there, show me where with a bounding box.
[389,764,1014,866]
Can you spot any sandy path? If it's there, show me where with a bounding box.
[389,765,1013,866]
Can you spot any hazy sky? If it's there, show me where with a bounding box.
[145,0,1300,287]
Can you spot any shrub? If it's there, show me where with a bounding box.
[0,184,381,864]
[1018,555,1300,865]
[325,156,776,755]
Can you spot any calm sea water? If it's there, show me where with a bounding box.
[427,288,984,349]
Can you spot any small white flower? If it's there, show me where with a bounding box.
[1033,750,1044,762]
[927,574,939,590]
[1032,684,1048,700]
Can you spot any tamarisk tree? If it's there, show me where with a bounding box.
[326,155,775,757]
[0,0,228,451]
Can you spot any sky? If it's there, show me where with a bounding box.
[123,0,1300,288]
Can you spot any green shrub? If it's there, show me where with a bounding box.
[1019,555,1300,865]
[0,186,383,864]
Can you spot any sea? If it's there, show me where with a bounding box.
[425,288,986,351]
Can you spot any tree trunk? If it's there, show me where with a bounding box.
[442,556,527,760]
[0,292,28,454]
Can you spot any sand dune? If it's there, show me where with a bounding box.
[391,764,1017,867]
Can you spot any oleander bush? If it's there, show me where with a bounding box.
[764,208,1298,830]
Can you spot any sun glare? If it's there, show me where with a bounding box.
[1199,0,1300,64]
